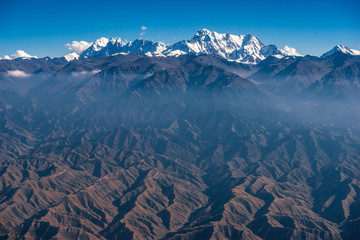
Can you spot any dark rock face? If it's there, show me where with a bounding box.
[0,54,360,239]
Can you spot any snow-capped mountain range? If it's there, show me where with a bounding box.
[2,29,360,64]
[79,29,297,64]
[81,37,168,58]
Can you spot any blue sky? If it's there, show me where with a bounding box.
[0,0,359,57]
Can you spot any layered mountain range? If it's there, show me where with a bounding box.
[1,30,360,240]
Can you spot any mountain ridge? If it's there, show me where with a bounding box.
[80,29,298,64]
[321,45,360,58]
[2,30,359,63]
[76,29,359,64]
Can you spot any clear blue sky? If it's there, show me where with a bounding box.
[0,0,359,57]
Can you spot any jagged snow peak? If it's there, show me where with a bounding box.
[81,38,168,57]
[321,45,360,58]
[121,39,168,56]
[93,37,111,51]
[164,29,284,64]
[81,37,126,57]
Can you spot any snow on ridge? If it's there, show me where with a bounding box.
[321,45,360,58]
[93,37,110,51]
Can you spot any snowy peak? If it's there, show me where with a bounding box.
[93,37,110,51]
[81,37,126,57]
[81,37,167,57]
[164,29,282,64]
[321,45,360,58]
[195,28,211,36]
[122,39,168,56]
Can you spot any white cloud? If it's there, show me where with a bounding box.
[281,45,303,56]
[65,41,92,54]
[71,69,101,77]
[1,50,36,60]
[0,55,12,60]
[7,70,31,78]
[140,26,147,36]
[10,50,38,59]
[64,52,80,61]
